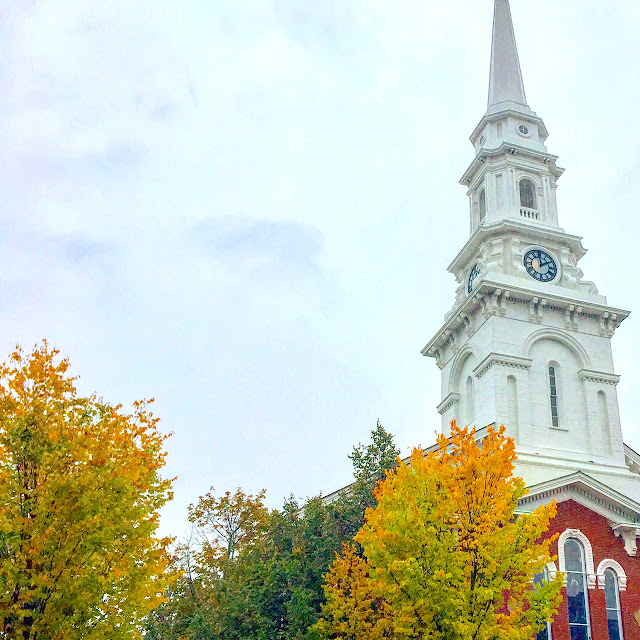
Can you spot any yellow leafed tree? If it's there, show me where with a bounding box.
[314,543,394,640]
[0,344,175,640]
[317,423,562,640]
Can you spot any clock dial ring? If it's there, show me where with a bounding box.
[467,263,481,294]
[523,249,558,283]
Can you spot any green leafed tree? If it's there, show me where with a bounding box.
[146,421,400,640]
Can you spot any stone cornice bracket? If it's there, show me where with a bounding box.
[445,329,458,355]
[481,289,510,319]
[564,304,582,332]
[461,315,473,338]
[528,297,546,324]
[600,311,620,337]
[500,290,510,316]
[473,353,533,379]
[437,393,460,416]
[612,524,640,557]
[425,347,445,370]
[578,370,621,386]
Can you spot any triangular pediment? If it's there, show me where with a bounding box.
[518,471,640,526]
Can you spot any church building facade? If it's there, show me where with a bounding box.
[423,1,640,638]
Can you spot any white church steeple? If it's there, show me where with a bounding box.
[463,0,560,232]
[423,0,638,502]
[487,0,527,111]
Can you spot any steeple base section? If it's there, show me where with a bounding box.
[424,279,630,478]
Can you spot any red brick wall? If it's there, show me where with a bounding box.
[543,499,640,639]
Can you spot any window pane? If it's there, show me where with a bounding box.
[604,569,623,640]
[565,540,582,571]
[604,570,617,609]
[569,627,589,640]
[520,179,536,209]
[607,619,621,640]
[567,578,587,624]
[549,366,560,428]
[536,627,550,640]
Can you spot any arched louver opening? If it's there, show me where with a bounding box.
[519,178,538,220]
[466,376,474,426]
[479,189,486,224]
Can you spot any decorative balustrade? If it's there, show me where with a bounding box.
[520,207,539,220]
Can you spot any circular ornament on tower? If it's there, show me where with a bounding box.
[523,249,558,283]
[517,122,531,137]
[467,262,481,294]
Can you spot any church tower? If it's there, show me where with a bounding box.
[422,0,639,501]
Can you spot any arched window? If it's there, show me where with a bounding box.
[564,538,591,640]
[479,189,486,223]
[520,178,537,210]
[507,375,519,437]
[548,364,560,428]
[598,391,613,456]
[604,568,624,640]
[534,569,553,640]
[466,376,474,425]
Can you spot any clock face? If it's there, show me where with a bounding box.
[467,263,481,294]
[523,249,558,283]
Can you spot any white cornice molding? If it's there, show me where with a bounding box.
[460,141,562,186]
[578,369,621,386]
[519,472,640,525]
[473,352,532,379]
[624,444,640,475]
[422,277,629,357]
[448,220,587,274]
[437,393,460,415]
[469,107,547,142]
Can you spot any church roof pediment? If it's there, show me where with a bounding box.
[518,471,640,527]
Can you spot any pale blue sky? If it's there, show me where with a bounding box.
[1,0,639,537]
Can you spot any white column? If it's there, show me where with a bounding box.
[486,173,497,222]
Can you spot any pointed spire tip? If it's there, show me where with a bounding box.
[488,0,528,109]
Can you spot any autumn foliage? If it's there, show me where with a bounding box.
[317,423,563,640]
[145,422,400,640]
[188,487,270,572]
[0,344,174,640]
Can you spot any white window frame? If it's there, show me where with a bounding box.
[561,533,594,640]
[547,361,564,429]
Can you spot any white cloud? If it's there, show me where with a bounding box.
[0,0,638,535]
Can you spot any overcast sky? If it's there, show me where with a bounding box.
[1,0,639,537]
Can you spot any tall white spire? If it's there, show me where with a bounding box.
[487,0,527,108]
